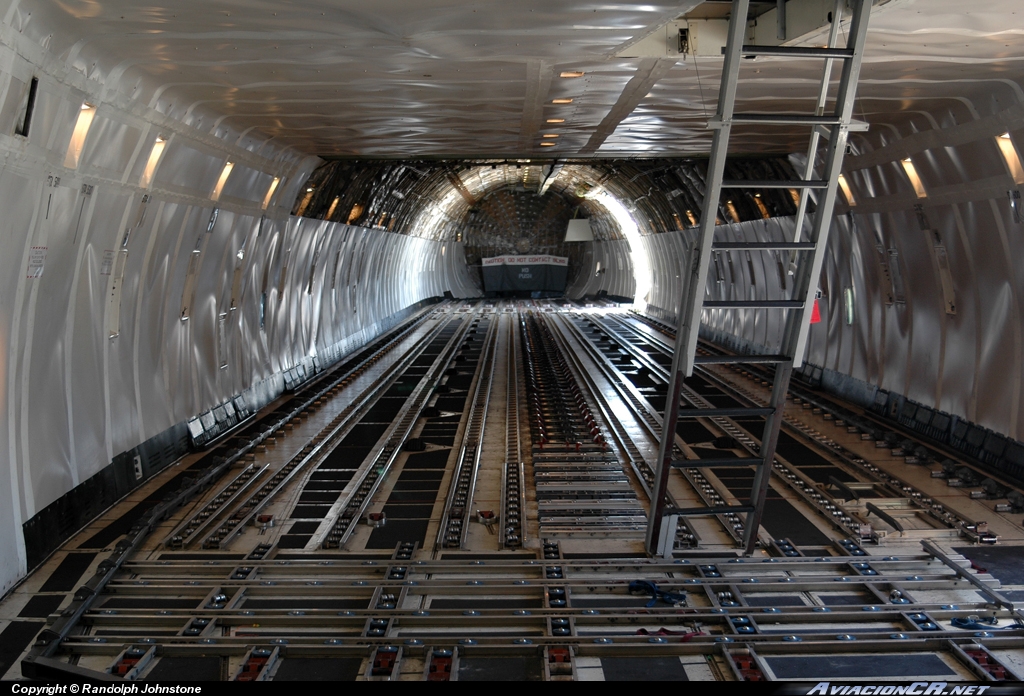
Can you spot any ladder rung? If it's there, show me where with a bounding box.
[672,458,762,469]
[738,45,855,59]
[703,300,803,309]
[713,114,843,127]
[711,242,816,250]
[678,407,774,418]
[693,354,791,364]
[666,505,756,516]
[720,179,828,189]
[816,121,871,136]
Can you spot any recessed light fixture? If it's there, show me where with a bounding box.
[995,133,1024,184]
[559,71,585,78]
[542,134,559,138]
[307,187,314,192]
[64,102,97,169]
[539,142,556,147]
[903,157,912,163]
[211,161,235,202]
[552,98,573,104]
[546,118,565,123]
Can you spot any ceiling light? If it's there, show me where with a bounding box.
[1000,132,1012,139]
[307,187,314,192]
[64,104,97,169]
[211,161,234,202]
[542,134,559,138]
[559,71,585,78]
[552,98,573,104]
[546,118,565,124]
[903,157,912,163]
[539,142,556,147]
[262,177,280,210]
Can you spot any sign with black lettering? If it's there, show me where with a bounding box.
[481,255,568,294]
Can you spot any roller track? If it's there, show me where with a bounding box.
[14,301,1024,684]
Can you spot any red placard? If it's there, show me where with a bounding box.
[810,298,822,324]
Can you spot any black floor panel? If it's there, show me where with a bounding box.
[704,394,742,408]
[0,621,42,678]
[101,598,202,609]
[158,553,244,561]
[361,400,407,422]
[602,657,689,681]
[291,505,332,519]
[344,423,391,446]
[318,448,370,469]
[954,546,1024,584]
[433,397,468,412]
[303,481,349,491]
[272,658,364,681]
[39,552,96,592]
[429,598,543,609]
[440,553,537,560]
[145,657,222,682]
[403,450,452,468]
[298,492,339,503]
[421,436,457,447]
[17,594,65,618]
[366,519,431,548]
[381,504,435,519]
[277,534,313,548]
[570,597,654,608]
[242,598,368,610]
[676,421,715,445]
[741,594,807,607]
[419,426,460,437]
[308,470,354,482]
[392,479,445,491]
[736,418,766,439]
[458,657,543,681]
[800,467,858,484]
[385,379,422,396]
[817,593,874,606]
[762,499,832,546]
[386,490,441,503]
[776,432,832,466]
[765,654,955,679]
[79,475,189,549]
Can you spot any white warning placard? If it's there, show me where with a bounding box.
[26,246,46,278]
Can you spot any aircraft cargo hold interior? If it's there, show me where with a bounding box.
[1,0,1024,683]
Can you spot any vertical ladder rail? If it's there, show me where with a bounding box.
[790,0,846,245]
[741,361,792,553]
[785,0,873,366]
[644,0,751,556]
[677,0,750,381]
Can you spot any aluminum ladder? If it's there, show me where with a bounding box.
[646,0,872,556]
